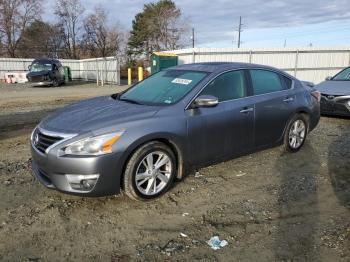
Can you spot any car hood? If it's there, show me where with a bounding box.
[315,81,350,96]
[40,96,160,133]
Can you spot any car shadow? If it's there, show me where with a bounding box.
[274,143,320,261]
[327,123,350,209]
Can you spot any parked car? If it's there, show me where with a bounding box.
[30,62,321,201]
[26,58,65,87]
[316,67,350,117]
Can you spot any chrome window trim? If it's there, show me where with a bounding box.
[31,126,77,155]
[185,67,295,110]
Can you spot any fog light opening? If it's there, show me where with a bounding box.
[65,174,99,192]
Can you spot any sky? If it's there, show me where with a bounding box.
[44,0,350,48]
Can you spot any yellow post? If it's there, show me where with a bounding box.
[127,68,131,85]
[138,67,143,82]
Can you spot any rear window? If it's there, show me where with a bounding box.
[250,70,285,95]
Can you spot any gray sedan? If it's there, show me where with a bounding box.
[30,62,321,201]
[316,67,350,117]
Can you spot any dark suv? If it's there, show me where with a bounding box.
[27,58,65,87]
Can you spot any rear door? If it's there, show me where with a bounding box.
[248,69,296,147]
[187,70,254,166]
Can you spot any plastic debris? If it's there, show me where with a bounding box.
[195,171,203,178]
[236,171,246,177]
[182,212,189,217]
[180,232,188,238]
[207,236,228,250]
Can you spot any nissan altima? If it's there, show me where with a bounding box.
[30,62,321,201]
[316,66,350,117]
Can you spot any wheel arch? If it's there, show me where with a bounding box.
[280,109,310,143]
[119,134,186,190]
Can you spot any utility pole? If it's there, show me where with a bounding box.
[237,16,243,48]
[191,28,195,48]
[283,39,287,48]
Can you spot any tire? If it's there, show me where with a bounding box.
[52,78,59,87]
[123,141,176,201]
[283,114,308,153]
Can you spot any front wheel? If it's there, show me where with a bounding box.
[123,141,176,201]
[52,78,59,87]
[283,114,308,152]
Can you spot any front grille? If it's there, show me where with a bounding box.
[29,75,44,82]
[320,93,347,100]
[33,129,63,153]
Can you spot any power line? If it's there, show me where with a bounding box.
[244,24,350,44]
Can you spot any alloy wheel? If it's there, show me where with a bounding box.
[135,151,172,196]
[288,119,306,149]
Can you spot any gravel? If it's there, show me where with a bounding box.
[0,83,349,261]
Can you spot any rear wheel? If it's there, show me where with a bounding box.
[123,141,176,201]
[283,114,308,152]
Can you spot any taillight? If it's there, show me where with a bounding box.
[311,91,321,102]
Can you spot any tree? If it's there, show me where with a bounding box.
[54,0,84,59]
[17,20,64,58]
[82,6,124,58]
[0,0,42,57]
[128,0,188,59]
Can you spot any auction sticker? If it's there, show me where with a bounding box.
[171,78,192,85]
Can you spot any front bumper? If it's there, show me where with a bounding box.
[30,142,123,197]
[30,81,53,87]
[320,96,350,117]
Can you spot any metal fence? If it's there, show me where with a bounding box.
[167,47,350,84]
[0,57,120,84]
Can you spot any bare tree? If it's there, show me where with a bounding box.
[0,0,41,57]
[82,6,124,58]
[17,20,64,58]
[54,0,84,59]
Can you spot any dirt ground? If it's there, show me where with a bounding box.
[0,82,349,261]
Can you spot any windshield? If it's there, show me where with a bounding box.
[119,70,207,105]
[30,63,53,72]
[332,67,350,81]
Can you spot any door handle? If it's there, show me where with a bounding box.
[240,107,254,114]
[283,97,294,102]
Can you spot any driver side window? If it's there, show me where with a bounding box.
[200,70,247,102]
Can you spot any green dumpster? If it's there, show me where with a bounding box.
[63,66,72,82]
[150,52,178,75]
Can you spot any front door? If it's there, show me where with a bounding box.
[187,70,254,166]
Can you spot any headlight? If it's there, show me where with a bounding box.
[64,131,124,156]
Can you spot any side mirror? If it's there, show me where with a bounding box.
[193,95,219,108]
[325,76,332,81]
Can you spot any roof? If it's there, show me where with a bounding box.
[172,62,278,73]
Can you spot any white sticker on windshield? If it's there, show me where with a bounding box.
[172,78,192,85]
